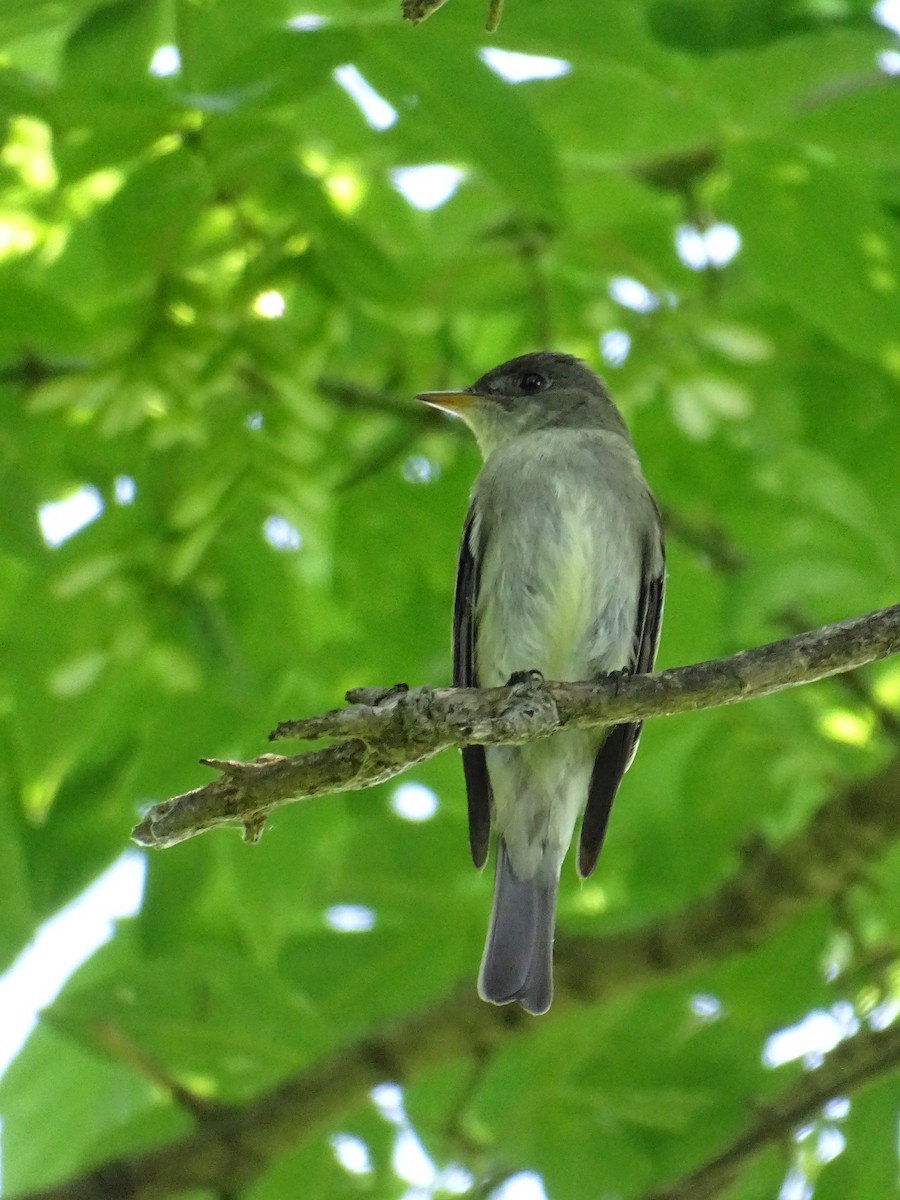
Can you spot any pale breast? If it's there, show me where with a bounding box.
[473,429,646,687]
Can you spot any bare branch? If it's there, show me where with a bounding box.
[24,754,900,1200]
[314,375,420,418]
[87,1024,219,1121]
[133,605,900,849]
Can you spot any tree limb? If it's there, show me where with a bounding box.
[132,604,900,849]
[23,753,900,1200]
[640,1022,900,1200]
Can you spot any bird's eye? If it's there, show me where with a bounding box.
[519,372,547,394]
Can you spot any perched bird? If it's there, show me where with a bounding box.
[418,352,665,1015]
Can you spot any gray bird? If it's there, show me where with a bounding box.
[418,351,665,1015]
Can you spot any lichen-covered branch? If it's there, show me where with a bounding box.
[133,604,900,849]
[24,753,900,1200]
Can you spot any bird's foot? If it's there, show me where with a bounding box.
[499,670,556,739]
[345,682,409,706]
[593,666,632,696]
[505,669,545,688]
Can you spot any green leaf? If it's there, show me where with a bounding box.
[697,28,891,128]
[0,5,898,1198]
[359,30,563,218]
[61,0,163,87]
[538,59,718,168]
[812,1078,900,1200]
[0,1023,161,1194]
[722,140,900,374]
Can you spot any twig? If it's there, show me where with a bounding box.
[86,1023,218,1120]
[0,356,93,387]
[400,0,504,32]
[401,0,451,24]
[518,226,554,348]
[485,0,504,33]
[778,604,900,742]
[315,376,418,418]
[335,422,425,491]
[132,605,900,849]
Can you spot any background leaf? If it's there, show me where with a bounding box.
[0,0,898,1197]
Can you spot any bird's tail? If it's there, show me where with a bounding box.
[477,839,558,1015]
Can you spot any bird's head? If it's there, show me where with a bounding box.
[417,351,629,458]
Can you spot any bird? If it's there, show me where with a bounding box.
[417,351,665,1014]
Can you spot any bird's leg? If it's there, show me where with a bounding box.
[505,669,545,688]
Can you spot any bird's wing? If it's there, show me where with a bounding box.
[454,505,492,869]
[577,520,666,878]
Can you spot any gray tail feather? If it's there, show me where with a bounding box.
[477,839,558,1015]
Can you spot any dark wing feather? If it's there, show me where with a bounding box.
[454,506,492,868]
[577,523,666,878]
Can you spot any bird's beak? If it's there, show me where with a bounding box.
[416,389,477,414]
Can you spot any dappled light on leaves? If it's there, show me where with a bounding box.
[0,0,898,1197]
[324,904,376,933]
[599,329,631,367]
[390,781,439,821]
[329,1132,372,1175]
[401,453,440,482]
[371,1083,474,1195]
[252,289,287,318]
[333,64,398,131]
[675,223,742,270]
[148,45,181,78]
[391,164,467,210]
[286,13,329,32]
[689,993,723,1022]
[479,48,572,83]
[608,276,661,313]
[764,1004,859,1069]
[817,706,874,747]
[263,515,303,551]
[0,853,145,1078]
[38,486,104,548]
[113,475,136,504]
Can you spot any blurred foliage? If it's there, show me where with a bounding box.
[0,0,899,1197]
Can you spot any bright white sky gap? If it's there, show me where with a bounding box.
[149,44,181,77]
[391,164,465,210]
[478,48,570,82]
[333,64,397,130]
[38,485,103,547]
[873,0,900,34]
[0,852,145,1081]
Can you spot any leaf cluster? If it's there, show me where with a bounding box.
[0,1,899,1198]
